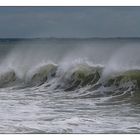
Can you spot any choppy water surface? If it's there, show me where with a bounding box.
[0,38,140,133]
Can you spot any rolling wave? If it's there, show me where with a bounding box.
[0,62,140,99]
[0,39,140,101]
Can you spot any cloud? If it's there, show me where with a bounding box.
[0,7,140,38]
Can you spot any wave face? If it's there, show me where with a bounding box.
[1,63,139,96]
[0,38,140,133]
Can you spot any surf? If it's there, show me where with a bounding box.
[0,38,140,101]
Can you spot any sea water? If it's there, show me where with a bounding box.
[0,38,139,133]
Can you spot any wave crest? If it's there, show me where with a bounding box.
[0,62,140,100]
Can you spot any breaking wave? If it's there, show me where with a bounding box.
[0,39,140,102]
[0,61,140,100]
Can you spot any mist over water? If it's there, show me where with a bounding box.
[103,44,140,76]
[1,39,140,79]
[0,38,140,133]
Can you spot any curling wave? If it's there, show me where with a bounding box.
[0,62,140,98]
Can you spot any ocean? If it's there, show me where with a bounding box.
[0,38,140,133]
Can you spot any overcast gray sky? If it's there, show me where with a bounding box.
[0,7,140,38]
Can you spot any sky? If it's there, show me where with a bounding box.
[0,7,140,38]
